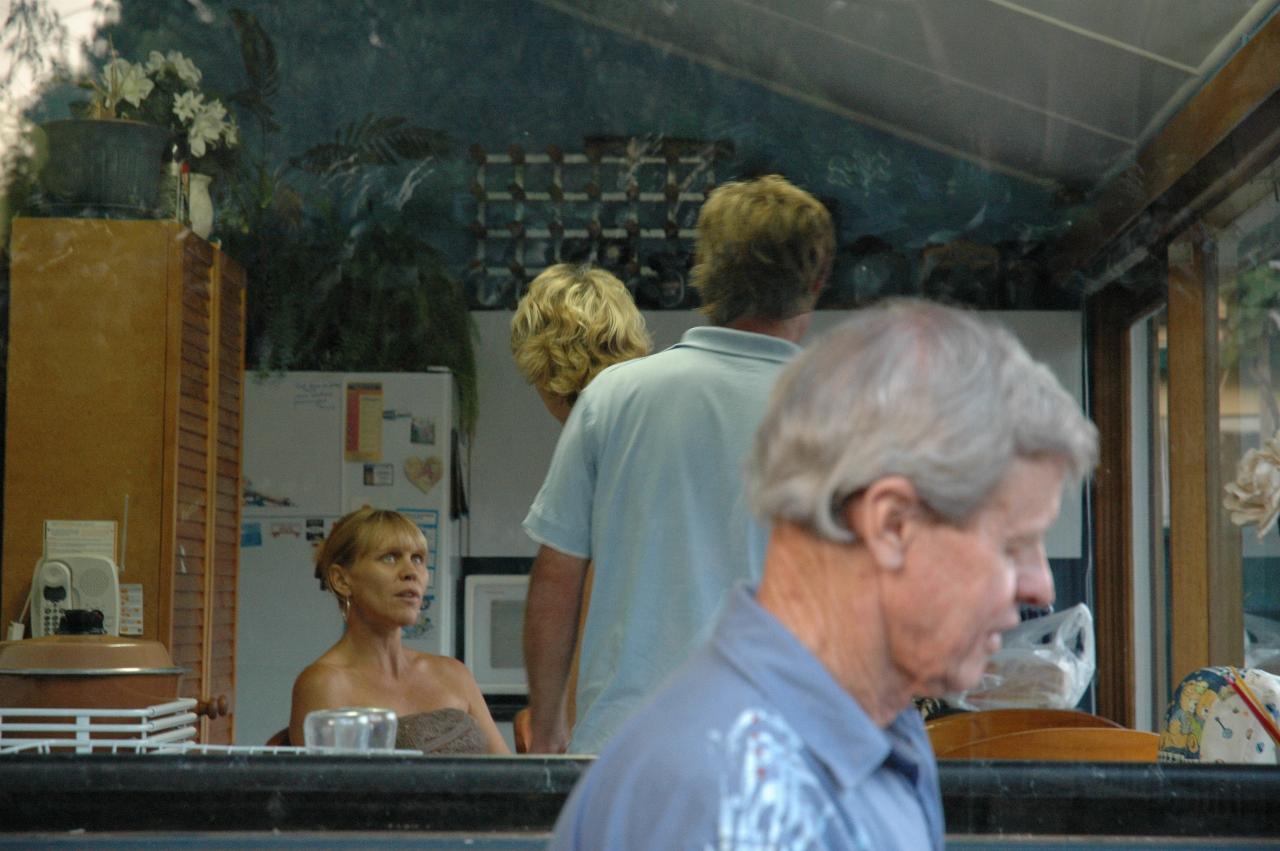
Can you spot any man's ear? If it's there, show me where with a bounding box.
[807,272,827,302]
[843,476,921,570]
[326,563,351,596]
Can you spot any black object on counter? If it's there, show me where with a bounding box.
[55,608,105,635]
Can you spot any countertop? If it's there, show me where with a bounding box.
[0,755,1278,838]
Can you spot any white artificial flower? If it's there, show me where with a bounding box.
[187,99,228,158]
[1224,430,1280,539]
[166,50,202,86]
[101,57,130,87]
[103,58,154,109]
[187,122,215,158]
[172,90,205,123]
[204,98,227,122]
[145,50,168,74]
[222,117,239,147]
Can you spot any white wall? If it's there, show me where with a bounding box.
[465,309,1086,559]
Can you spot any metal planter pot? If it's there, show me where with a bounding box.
[38,119,171,218]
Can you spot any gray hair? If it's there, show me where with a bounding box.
[745,299,1098,541]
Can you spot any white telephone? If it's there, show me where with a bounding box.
[31,555,121,637]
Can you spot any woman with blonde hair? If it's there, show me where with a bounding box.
[511,263,651,423]
[509,264,650,750]
[289,507,508,754]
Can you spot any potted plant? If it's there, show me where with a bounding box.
[38,49,239,224]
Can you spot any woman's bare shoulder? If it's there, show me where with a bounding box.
[408,649,459,671]
[293,654,356,701]
[410,651,474,685]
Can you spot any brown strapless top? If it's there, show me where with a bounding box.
[395,707,488,754]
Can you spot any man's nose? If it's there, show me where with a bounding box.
[1017,546,1055,610]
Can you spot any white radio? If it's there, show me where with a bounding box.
[31,555,121,637]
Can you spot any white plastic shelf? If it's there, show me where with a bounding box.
[0,698,198,754]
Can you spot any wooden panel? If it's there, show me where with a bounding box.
[927,709,1121,756]
[939,727,1159,762]
[163,234,213,739]
[208,254,244,744]
[1088,286,1135,726]
[1166,238,1216,682]
[1,219,179,638]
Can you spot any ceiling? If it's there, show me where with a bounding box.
[541,0,1280,190]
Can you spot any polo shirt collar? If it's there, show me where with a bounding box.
[710,585,929,792]
[673,325,801,363]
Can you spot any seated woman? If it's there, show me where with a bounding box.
[509,263,650,749]
[289,507,509,754]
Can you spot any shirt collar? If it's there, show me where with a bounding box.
[672,325,801,363]
[710,585,931,792]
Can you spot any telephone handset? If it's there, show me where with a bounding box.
[30,556,121,637]
[33,560,73,637]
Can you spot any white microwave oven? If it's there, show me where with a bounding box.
[463,575,529,695]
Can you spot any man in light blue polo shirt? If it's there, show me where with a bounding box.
[521,175,835,754]
[549,300,1098,848]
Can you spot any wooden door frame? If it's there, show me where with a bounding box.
[1087,275,1163,726]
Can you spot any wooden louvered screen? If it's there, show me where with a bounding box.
[162,233,245,744]
[206,253,245,744]
[170,235,215,728]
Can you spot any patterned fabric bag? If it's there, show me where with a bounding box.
[1158,666,1280,764]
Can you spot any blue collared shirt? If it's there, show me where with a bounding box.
[525,326,801,753]
[550,585,945,850]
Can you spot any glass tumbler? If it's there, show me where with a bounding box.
[303,707,398,751]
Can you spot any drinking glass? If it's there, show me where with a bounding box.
[303,707,398,751]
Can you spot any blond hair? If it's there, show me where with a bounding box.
[691,175,835,326]
[510,264,651,402]
[314,507,426,593]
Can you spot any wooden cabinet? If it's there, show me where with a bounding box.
[2,218,245,743]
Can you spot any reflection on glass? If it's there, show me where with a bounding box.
[1,0,1275,794]
[1213,190,1280,669]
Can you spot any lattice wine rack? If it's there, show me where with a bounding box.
[468,136,733,308]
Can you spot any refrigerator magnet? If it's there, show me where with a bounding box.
[411,416,437,445]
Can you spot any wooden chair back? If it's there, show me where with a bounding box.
[939,726,1159,762]
[513,707,533,754]
[927,708,1120,756]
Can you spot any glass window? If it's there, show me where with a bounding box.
[1199,174,1280,662]
[3,0,1279,815]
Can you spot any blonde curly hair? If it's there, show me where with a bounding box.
[510,264,651,402]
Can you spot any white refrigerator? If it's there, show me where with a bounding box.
[234,370,466,745]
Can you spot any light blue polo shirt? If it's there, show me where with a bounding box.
[550,585,945,850]
[524,325,801,753]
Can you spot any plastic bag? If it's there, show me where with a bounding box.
[946,603,1095,711]
[1244,613,1280,674]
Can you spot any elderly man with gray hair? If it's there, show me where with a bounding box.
[548,299,1098,850]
